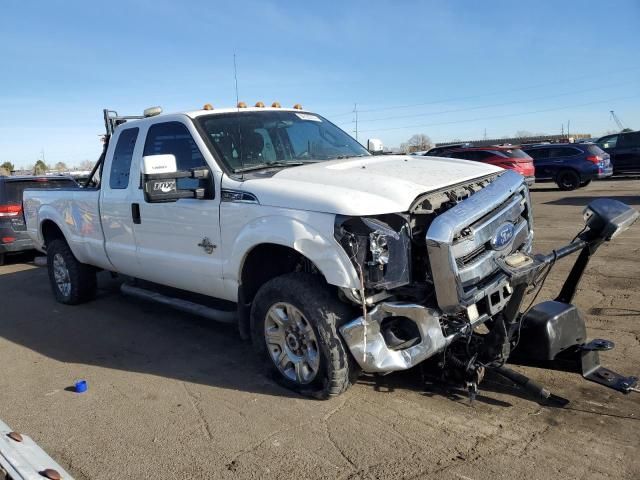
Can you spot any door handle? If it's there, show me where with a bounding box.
[131,203,141,224]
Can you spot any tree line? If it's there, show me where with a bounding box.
[0,160,95,176]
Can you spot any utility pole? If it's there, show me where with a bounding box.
[567,119,570,139]
[353,103,359,141]
[561,124,564,137]
[483,128,487,140]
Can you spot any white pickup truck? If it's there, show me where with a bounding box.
[24,104,638,401]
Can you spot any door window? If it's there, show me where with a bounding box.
[549,147,580,158]
[523,148,549,160]
[109,128,139,189]
[473,151,496,160]
[143,122,212,194]
[598,135,618,149]
[618,132,640,148]
[447,151,475,160]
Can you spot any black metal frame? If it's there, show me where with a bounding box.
[480,224,640,404]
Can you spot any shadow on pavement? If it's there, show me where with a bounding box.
[0,265,585,406]
[0,267,299,400]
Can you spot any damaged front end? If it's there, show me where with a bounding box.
[336,171,639,402]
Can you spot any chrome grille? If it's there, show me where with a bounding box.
[426,170,533,314]
[455,244,488,268]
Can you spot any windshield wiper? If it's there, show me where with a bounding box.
[233,161,305,173]
[332,154,370,160]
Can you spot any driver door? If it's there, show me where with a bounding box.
[131,120,225,297]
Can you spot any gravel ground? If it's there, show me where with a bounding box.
[0,179,638,479]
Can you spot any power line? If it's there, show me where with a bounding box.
[357,94,640,133]
[325,65,640,118]
[337,80,637,125]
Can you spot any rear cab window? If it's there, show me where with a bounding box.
[109,128,139,189]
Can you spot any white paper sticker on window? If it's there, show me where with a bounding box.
[295,113,322,122]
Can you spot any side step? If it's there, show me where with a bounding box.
[121,284,237,324]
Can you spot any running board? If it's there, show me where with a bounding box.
[120,284,237,324]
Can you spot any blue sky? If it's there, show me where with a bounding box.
[1,0,639,168]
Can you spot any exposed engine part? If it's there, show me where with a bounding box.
[409,173,499,214]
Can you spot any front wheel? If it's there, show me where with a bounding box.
[556,169,581,191]
[580,179,592,188]
[251,273,359,398]
[47,239,97,305]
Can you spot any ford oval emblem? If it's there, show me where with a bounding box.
[491,222,515,250]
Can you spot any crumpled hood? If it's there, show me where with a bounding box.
[238,155,504,216]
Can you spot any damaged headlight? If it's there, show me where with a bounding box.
[335,214,411,289]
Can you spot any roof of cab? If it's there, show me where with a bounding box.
[184,106,309,119]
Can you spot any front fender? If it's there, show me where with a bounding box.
[223,212,360,298]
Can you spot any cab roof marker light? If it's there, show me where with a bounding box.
[255,101,265,107]
[293,103,303,110]
[203,103,214,110]
[272,102,281,108]
[237,101,247,108]
[143,106,162,117]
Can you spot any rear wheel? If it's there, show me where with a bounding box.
[556,169,581,191]
[47,239,97,305]
[0,253,5,266]
[251,273,359,398]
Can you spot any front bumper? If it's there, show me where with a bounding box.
[339,302,455,373]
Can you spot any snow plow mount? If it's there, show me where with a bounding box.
[580,340,638,393]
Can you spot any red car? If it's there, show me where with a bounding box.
[425,145,535,185]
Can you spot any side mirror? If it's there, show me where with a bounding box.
[583,198,639,241]
[367,138,384,154]
[141,154,208,203]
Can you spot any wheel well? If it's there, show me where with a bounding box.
[556,168,580,179]
[41,220,65,248]
[240,244,324,304]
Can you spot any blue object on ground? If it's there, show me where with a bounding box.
[74,380,88,393]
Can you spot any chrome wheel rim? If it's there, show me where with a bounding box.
[264,302,320,385]
[52,253,71,297]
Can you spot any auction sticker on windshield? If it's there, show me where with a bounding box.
[295,113,322,122]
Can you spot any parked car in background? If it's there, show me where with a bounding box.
[522,143,612,190]
[422,143,471,156]
[596,130,640,175]
[424,146,535,185]
[0,175,78,264]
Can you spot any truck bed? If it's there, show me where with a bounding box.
[23,187,113,271]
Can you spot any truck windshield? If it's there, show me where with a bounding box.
[197,111,369,172]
